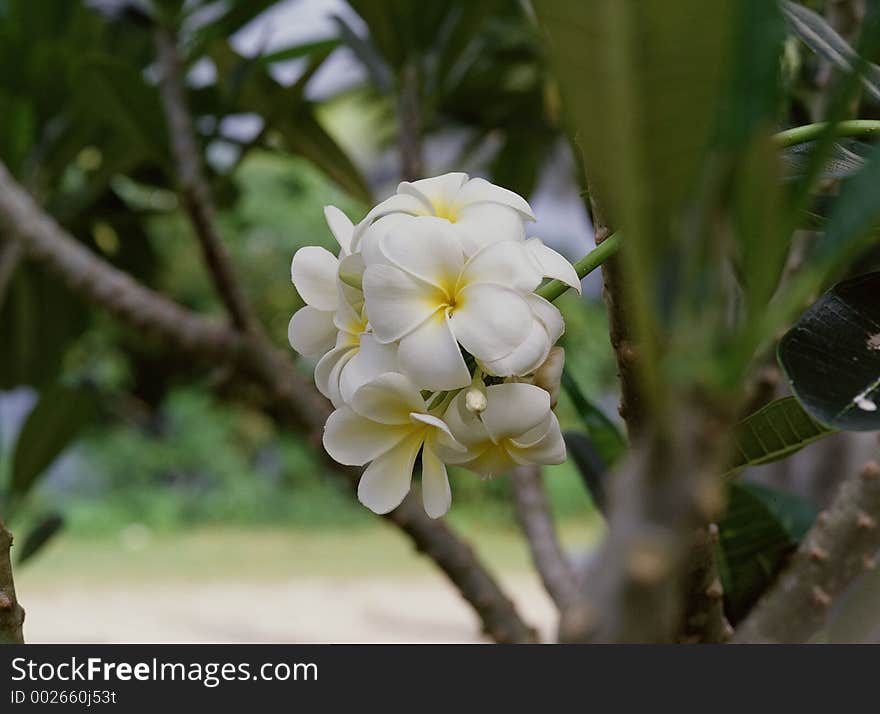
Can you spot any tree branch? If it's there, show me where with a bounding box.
[397,63,423,181]
[0,160,537,644]
[678,525,731,643]
[0,518,25,644]
[0,233,22,312]
[510,465,581,615]
[155,26,259,334]
[732,459,880,644]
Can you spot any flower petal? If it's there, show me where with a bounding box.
[481,383,551,443]
[380,216,465,290]
[291,246,339,311]
[339,334,400,404]
[481,320,550,377]
[398,310,471,391]
[360,193,427,227]
[400,173,469,213]
[357,213,413,267]
[526,237,581,294]
[452,204,527,255]
[324,205,354,255]
[451,284,532,361]
[314,344,356,405]
[440,392,490,451]
[288,307,337,357]
[459,444,517,478]
[421,445,452,519]
[461,240,541,293]
[363,264,445,343]
[508,413,566,465]
[453,177,535,219]
[357,432,423,514]
[528,294,564,344]
[350,371,427,424]
[323,406,412,466]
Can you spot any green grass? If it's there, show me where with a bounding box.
[17,517,603,589]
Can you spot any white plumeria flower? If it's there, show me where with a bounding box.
[287,206,357,358]
[363,217,545,390]
[439,382,566,477]
[353,172,535,257]
[323,372,465,518]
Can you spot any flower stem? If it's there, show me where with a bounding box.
[774,119,880,148]
[536,231,622,302]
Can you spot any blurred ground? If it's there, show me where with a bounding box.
[16,521,599,643]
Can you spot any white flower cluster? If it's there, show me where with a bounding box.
[288,173,580,518]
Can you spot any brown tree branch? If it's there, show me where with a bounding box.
[560,413,729,643]
[678,525,731,643]
[0,518,25,644]
[155,26,259,334]
[0,234,22,311]
[0,160,537,644]
[510,465,581,614]
[732,459,880,644]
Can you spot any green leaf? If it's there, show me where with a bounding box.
[258,38,341,66]
[725,396,835,476]
[535,0,734,252]
[0,264,88,390]
[563,431,608,513]
[717,481,817,622]
[332,14,393,93]
[9,383,99,504]
[561,368,626,466]
[208,41,373,204]
[16,512,64,566]
[778,272,880,431]
[781,0,880,103]
[782,140,871,183]
[74,54,170,169]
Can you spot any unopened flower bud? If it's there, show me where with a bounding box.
[532,346,565,409]
[465,386,488,414]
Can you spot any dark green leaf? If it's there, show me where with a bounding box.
[258,38,341,66]
[561,368,626,466]
[0,264,88,390]
[717,481,816,622]
[208,41,373,204]
[725,396,835,476]
[781,0,880,103]
[782,140,871,182]
[563,431,608,513]
[10,383,99,503]
[74,54,170,169]
[332,14,393,93]
[15,512,64,565]
[778,272,880,431]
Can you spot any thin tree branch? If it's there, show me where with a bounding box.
[510,465,581,615]
[732,459,880,644]
[155,26,259,334]
[0,517,25,644]
[0,160,537,644]
[397,62,423,181]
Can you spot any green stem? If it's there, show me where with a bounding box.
[774,120,880,148]
[536,231,622,302]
